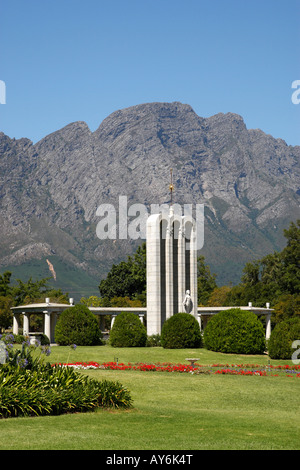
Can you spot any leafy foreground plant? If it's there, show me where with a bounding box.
[0,339,132,418]
[0,366,132,418]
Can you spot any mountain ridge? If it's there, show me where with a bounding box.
[0,101,299,297]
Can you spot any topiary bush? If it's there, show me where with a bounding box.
[55,304,102,346]
[109,312,147,347]
[203,308,266,354]
[268,317,300,359]
[161,313,202,349]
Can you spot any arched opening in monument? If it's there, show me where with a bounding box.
[185,221,193,293]
[160,219,168,330]
[172,220,180,315]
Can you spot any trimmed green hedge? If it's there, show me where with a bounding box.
[110,312,147,347]
[203,308,266,354]
[161,313,202,349]
[55,304,102,346]
[268,317,300,359]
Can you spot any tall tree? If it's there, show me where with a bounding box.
[99,242,146,301]
[197,255,217,305]
[0,271,12,297]
[280,220,300,294]
[224,220,300,317]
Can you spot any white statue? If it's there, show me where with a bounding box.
[183,290,193,313]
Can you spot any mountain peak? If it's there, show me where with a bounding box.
[0,102,299,293]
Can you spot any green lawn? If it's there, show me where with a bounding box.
[0,345,299,450]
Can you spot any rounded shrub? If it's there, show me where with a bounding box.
[268,317,300,359]
[161,313,202,349]
[55,304,102,346]
[109,312,147,347]
[203,308,266,354]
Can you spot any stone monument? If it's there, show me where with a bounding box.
[146,171,198,335]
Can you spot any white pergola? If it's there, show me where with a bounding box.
[11,300,273,344]
[11,298,75,344]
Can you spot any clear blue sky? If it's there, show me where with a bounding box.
[1,0,299,145]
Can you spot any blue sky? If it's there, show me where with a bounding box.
[1,0,299,145]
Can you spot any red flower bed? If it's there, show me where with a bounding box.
[54,361,300,377]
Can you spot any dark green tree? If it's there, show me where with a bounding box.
[197,256,217,305]
[0,296,13,332]
[0,271,12,297]
[11,277,68,305]
[99,243,146,301]
[225,220,300,312]
[280,220,300,294]
[0,272,14,331]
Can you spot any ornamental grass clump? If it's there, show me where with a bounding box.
[0,338,132,418]
[203,308,266,354]
[0,366,132,418]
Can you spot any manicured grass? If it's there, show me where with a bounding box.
[45,343,290,367]
[0,345,299,450]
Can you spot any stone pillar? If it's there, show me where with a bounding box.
[190,224,198,318]
[44,311,51,342]
[266,313,272,340]
[111,314,117,328]
[197,313,202,331]
[165,219,173,321]
[23,313,30,336]
[146,213,162,335]
[177,225,185,313]
[13,314,20,335]
[139,314,145,324]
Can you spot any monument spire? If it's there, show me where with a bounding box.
[169,168,174,205]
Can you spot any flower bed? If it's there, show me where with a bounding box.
[54,361,300,377]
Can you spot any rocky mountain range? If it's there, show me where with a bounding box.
[0,102,299,299]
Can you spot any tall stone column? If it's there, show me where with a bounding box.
[44,311,51,342]
[165,219,173,321]
[266,313,272,340]
[111,314,117,328]
[23,313,30,336]
[13,314,20,335]
[190,223,198,318]
[177,225,185,313]
[146,213,162,335]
